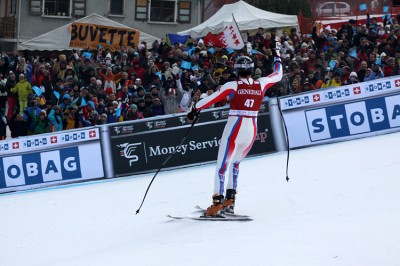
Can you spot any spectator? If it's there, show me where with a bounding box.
[5,71,18,119]
[34,110,51,134]
[11,73,32,113]
[123,104,144,121]
[9,112,28,138]
[48,105,64,131]
[347,72,359,84]
[0,108,7,140]
[159,77,183,114]
[98,67,122,94]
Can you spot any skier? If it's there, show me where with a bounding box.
[187,49,283,217]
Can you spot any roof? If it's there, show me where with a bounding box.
[18,13,159,51]
[178,0,299,37]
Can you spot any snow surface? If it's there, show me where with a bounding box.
[1,132,400,266]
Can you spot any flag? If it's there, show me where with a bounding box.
[383,6,389,13]
[203,32,224,47]
[88,101,95,109]
[226,48,234,54]
[80,97,87,107]
[359,3,367,11]
[219,15,245,50]
[350,49,357,58]
[375,57,382,66]
[83,52,92,59]
[251,49,262,55]
[155,71,162,80]
[166,33,190,46]
[115,108,121,118]
[53,91,60,100]
[181,60,192,70]
[32,86,43,96]
[329,60,336,70]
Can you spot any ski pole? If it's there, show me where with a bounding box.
[135,112,200,215]
[276,91,290,182]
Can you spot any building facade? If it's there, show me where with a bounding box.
[0,0,205,52]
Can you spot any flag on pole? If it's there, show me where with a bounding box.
[359,3,367,11]
[203,14,245,50]
[219,14,245,50]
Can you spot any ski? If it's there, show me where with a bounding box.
[194,205,251,218]
[166,214,252,222]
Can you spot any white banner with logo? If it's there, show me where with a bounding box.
[279,76,400,148]
[0,129,104,193]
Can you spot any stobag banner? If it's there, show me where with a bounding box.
[108,103,276,177]
[69,22,140,50]
[279,76,400,148]
[0,143,104,193]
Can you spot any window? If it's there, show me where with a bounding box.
[135,0,191,23]
[43,0,71,16]
[178,1,191,23]
[150,0,175,22]
[135,0,148,20]
[110,0,124,15]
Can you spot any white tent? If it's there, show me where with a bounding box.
[178,0,299,38]
[18,13,159,51]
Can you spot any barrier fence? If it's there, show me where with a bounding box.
[1,76,399,193]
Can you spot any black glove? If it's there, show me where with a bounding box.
[186,105,199,121]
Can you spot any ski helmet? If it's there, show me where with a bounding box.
[234,56,254,76]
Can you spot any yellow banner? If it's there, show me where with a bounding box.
[69,22,140,51]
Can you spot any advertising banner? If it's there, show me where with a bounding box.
[108,103,276,177]
[0,143,104,193]
[279,76,400,148]
[69,22,140,50]
[280,76,400,111]
[0,128,99,156]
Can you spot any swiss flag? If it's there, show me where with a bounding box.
[89,130,96,138]
[12,142,19,149]
[313,94,320,102]
[203,32,224,47]
[353,87,361,94]
[394,79,400,87]
[50,136,57,143]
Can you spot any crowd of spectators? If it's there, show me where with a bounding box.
[1,13,400,139]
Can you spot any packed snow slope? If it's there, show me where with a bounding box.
[1,132,400,266]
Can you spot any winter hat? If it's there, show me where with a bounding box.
[101,113,108,119]
[350,72,358,78]
[130,104,138,110]
[39,110,47,117]
[168,88,176,95]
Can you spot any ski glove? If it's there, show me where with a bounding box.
[186,105,200,121]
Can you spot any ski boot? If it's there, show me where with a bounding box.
[223,189,236,214]
[204,194,224,217]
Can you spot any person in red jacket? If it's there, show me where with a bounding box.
[187,52,283,217]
